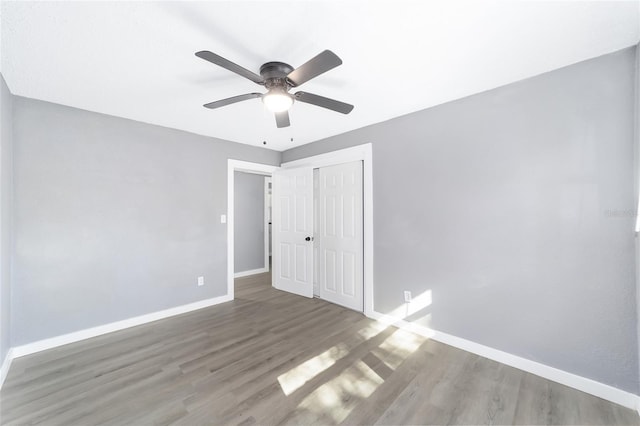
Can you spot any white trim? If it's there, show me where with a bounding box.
[0,348,14,389]
[368,309,640,411]
[227,160,278,300]
[264,176,272,268]
[234,267,269,278]
[11,294,232,358]
[282,143,374,316]
[283,144,371,170]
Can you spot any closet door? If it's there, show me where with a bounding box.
[272,167,314,298]
[318,161,363,311]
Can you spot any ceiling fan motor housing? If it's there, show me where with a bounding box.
[260,62,294,90]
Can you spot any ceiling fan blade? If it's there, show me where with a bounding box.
[275,111,290,128]
[287,50,342,87]
[203,93,262,109]
[195,51,264,84]
[294,92,354,114]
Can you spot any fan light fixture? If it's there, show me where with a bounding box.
[262,90,293,112]
[195,50,354,128]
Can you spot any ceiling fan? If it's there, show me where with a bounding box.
[195,50,354,128]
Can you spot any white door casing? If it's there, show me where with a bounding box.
[272,167,314,298]
[227,160,278,299]
[318,161,364,311]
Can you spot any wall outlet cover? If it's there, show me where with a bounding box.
[404,290,412,302]
[198,276,205,286]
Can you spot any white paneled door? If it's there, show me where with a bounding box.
[318,161,363,311]
[272,167,314,298]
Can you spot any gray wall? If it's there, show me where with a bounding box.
[11,97,280,346]
[636,43,640,397]
[234,172,265,273]
[0,75,13,364]
[283,47,639,393]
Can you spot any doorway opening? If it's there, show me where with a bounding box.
[233,172,271,278]
[227,160,279,300]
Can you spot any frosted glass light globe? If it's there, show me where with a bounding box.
[262,91,293,112]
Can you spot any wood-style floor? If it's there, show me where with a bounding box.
[1,272,638,425]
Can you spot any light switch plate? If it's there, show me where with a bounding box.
[220,214,227,224]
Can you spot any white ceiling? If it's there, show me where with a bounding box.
[1,1,639,151]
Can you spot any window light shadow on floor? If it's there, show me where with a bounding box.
[277,343,350,396]
[276,318,429,423]
[277,322,387,396]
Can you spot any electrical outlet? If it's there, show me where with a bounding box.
[220,214,227,224]
[198,276,204,286]
[403,290,412,303]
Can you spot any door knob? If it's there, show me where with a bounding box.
[305,236,313,241]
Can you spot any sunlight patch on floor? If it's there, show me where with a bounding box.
[356,322,388,339]
[277,343,350,396]
[278,322,388,396]
[290,325,425,423]
[296,360,384,424]
[372,328,424,370]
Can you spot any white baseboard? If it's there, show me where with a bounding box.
[0,347,14,389]
[367,310,640,411]
[11,294,233,358]
[234,267,268,278]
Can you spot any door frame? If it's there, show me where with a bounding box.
[227,160,279,299]
[264,177,272,271]
[281,143,373,316]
